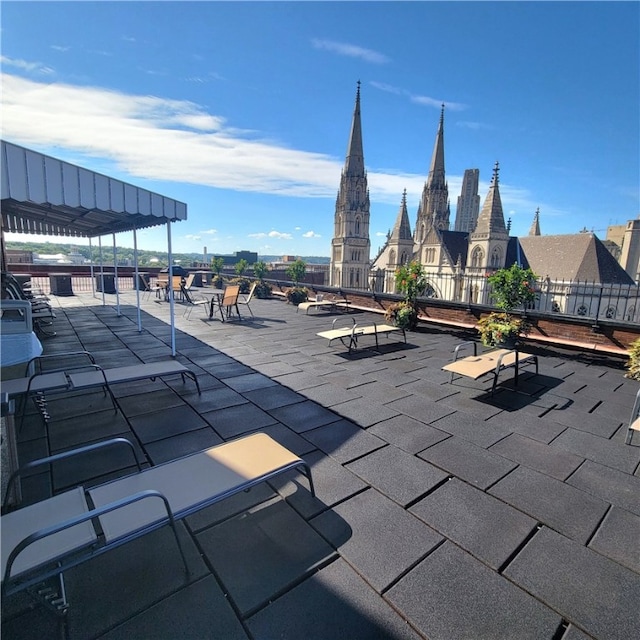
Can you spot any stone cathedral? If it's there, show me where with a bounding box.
[329,84,636,298]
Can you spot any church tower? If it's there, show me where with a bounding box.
[529,208,541,236]
[414,105,450,259]
[330,82,371,289]
[467,162,509,273]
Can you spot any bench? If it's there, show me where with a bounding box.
[442,341,538,395]
[317,317,406,353]
[1,433,315,615]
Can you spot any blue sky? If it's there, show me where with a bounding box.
[2,1,639,258]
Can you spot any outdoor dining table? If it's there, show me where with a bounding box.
[208,289,226,319]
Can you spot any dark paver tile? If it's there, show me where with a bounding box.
[489,466,609,544]
[108,377,169,398]
[545,407,622,438]
[385,395,455,424]
[129,405,207,444]
[268,400,340,433]
[271,450,368,519]
[220,372,277,393]
[252,361,302,377]
[504,527,640,640]
[561,625,595,640]
[242,385,305,410]
[300,383,363,407]
[430,410,512,448]
[63,524,208,639]
[418,437,517,489]
[311,488,442,592]
[588,506,640,573]
[368,414,450,454]
[117,388,184,417]
[207,403,278,439]
[438,393,504,419]
[246,559,422,640]
[347,446,448,506]
[196,497,335,616]
[551,428,640,474]
[258,422,318,456]
[411,478,537,570]
[45,391,120,422]
[303,419,386,464]
[489,432,584,480]
[330,396,400,427]
[489,411,568,443]
[143,427,223,464]
[272,370,329,391]
[48,409,131,451]
[187,386,248,413]
[567,460,640,516]
[99,575,249,640]
[387,541,561,640]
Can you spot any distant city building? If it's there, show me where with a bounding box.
[454,169,480,233]
[606,217,640,282]
[211,250,258,266]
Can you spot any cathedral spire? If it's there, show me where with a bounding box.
[390,189,413,241]
[426,103,446,191]
[472,161,508,237]
[344,80,365,177]
[529,208,541,236]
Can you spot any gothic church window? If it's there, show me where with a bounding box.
[355,216,361,235]
[471,247,483,268]
[490,247,502,268]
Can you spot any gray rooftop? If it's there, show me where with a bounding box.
[2,290,639,640]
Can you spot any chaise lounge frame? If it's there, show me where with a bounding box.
[1,433,315,619]
[626,387,640,445]
[317,317,406,354]
[442,341,539,395]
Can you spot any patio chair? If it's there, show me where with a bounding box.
[139,275,163,301]
[237,282,257,317]
[626,387,640,445]
[182,273,196,291]
[1,433,315,623]
[221,284,241,321]
[181,286,210,319]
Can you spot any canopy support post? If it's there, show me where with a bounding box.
[113,233,120,317]
[133,229,142,333]
[167,221,176,357]
[98,236,105,306]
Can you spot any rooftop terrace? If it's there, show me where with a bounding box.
[2,290,639,640]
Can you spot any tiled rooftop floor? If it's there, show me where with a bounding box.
[2,289,640,640]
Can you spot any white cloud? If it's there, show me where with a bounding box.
[1,56,54,75]
[302,231,321,238]
[201,229,218,235]
[375,231,387,237]
[248,231,293,240]
[369,80,466,111]
[457,121,493,130]
[51,45,70,52]
[185,234,201,241]
[1,73,549,219]
[311,39,389,64]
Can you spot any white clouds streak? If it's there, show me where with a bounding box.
[1,55,54,75]
[312,39,389,64]
[248,231,293,240]
[370,80,466,111]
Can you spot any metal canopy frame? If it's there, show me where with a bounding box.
[1,140,188,356]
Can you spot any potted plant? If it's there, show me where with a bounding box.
[252,261,272,299]
[478,264,537,348]
[384,261,427,330]
[625,337,640,380]
[211,257,225,289]
[285,259,308,305]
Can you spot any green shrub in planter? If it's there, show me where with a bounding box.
[286,287,308,305]
[231,277,251,294]
[626,338,640,380]
[254,281,272,299]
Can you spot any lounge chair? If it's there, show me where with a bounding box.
[1,352,201,428]
[626,387,640,445]
[317,317,406,353]
[180,286,210,319]
[237,282,257,317]
[1,433,315,620]
[297,294,350,315]
[442,341,538,395]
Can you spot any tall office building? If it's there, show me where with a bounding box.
[454,169,480,233]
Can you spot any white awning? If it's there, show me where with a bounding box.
[1,140,187,237]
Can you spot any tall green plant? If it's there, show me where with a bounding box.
[235,259,249,277]
[626,338,640,380]
[395,261,427,304]
[286,259,306,286]
[487,264,537,311]
[253,261,269,280]
[211,257,224,277]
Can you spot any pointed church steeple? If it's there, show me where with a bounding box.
[472,162,508,237]
[344,80,365,177]
[414,105,450,250]
[426,104,447,192]
[529,208,541,236]
[330,82,371,290]
[390,189,413,241]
